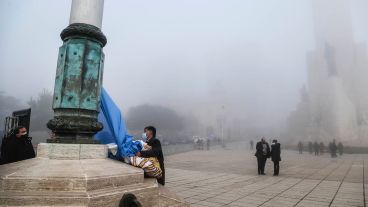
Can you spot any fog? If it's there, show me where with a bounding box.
[1,0,368,144]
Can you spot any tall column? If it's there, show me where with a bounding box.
[47,0,106,143]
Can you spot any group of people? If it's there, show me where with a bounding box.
[194,137,210,150]
[0,125,166,186]
[254,137,281,176]
[298,139,344,158]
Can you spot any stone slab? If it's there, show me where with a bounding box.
[37,143,107,160]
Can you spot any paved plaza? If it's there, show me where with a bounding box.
[165,142,367,207]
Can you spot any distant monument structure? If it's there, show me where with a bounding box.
[288,0,368,145]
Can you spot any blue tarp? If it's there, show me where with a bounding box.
[94,88,142,157]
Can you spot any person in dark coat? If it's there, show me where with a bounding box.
[298,141,303,154]
[136,126,165,185]
[206,138,210,150]
[329,139,337,158]
[270,139,281,176]
[255,137,270,175]
[313,141,319,156]
[319,142,325,155]
[250,140,254,150]
[308,141,313,154]
[0,126,35,165]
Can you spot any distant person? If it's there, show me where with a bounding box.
[308,141,313,154]
[337,142,344,156]
[313,141,319,156]
[206,138,210,150]
[136,126,165,185]
[329,139,337,158]
[0,126,35,165]
[319,142,325,155]
[270,139,281,176]
[250,140,254,150]
[298,141,303,154]
[255,137,270,175]
[200,139,204,150]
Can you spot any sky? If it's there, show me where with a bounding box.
[0,0,367,131]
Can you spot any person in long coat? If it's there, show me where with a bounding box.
[270,139,281,176]
[255,137,270,175]
[298,141,303,154]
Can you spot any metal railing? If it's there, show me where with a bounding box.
[3,117,19,137]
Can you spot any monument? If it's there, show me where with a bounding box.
[0,0,188,206]
[46,0,106,144]
[287,0,368,145]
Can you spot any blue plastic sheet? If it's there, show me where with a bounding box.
[94,88,142,157]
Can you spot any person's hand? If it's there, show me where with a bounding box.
[136,151,141,157]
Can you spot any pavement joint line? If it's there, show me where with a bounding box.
[167,169,261,200]
[257,158,342,207]
[167,175,229,189]
[222,157,340,207]
[183,172,283,205]
[295,158,352,207]
[167,169,231,185]
[221,177,287,206]
[180,175,240,191]
[291,157,352,207]
[185,173,263,203]
[165,145,367,207]
[328,156,357,207]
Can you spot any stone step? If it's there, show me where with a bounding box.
[1,179,159,207]
[1,158,144,193]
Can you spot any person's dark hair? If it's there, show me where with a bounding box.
[144,126,156,138]
[14,126,26,134]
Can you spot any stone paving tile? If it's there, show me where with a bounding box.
[164,141,367,207]
[278,179,320,200]
[295,199,330,207]
[260,197,300,207]
[195,201,224,207]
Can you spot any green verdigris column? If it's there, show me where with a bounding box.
[47,22,107,143]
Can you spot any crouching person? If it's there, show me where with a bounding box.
[136,126,165,186]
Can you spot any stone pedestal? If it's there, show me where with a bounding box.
[0,144,188,207]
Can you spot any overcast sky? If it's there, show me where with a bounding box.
[0,0,367,129]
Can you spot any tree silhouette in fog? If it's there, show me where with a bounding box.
[126,104,184,135]
[27,89,53,131]
[0,91,24,126]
